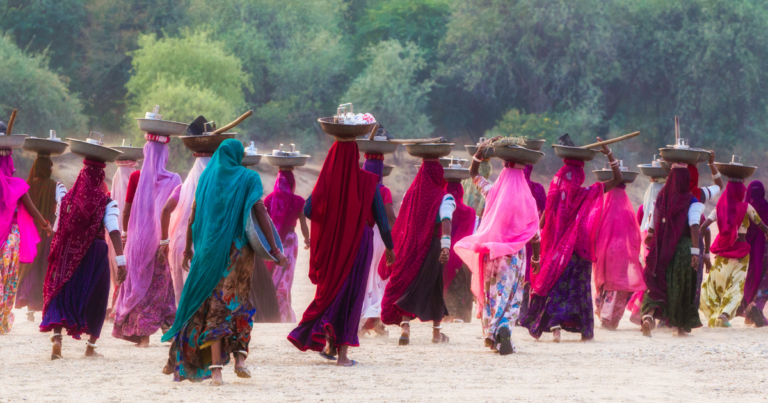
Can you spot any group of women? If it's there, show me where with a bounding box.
[2,123,768,385]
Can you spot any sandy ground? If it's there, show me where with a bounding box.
[2,243,767,403]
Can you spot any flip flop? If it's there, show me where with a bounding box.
[51,354,62,361]
[338,360,358,367]
[319,351,337,361]
[496,327,514,356]
[398,336,409,346]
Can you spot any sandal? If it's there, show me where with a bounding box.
[715,314,731,328]
[431,326,449,344]
[749,305,766,328]
[496,327,514,355]
[234,351,251,378]
[399,321,410,346]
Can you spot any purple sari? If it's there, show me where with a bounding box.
[744,181,768,308]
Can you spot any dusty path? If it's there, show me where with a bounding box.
[2,247,767,403]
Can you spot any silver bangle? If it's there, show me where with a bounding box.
[690,247,700,255]
[440,237,452,249]
[159,239,170,246]
[115,255,126,266]
[703,253,711,259]
[712,173,721,179]
[473,155,483,163]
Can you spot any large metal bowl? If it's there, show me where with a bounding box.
[659,148,700,165]
[136,118,189,136]
[465,144,495,159]
[593,170,640,183]
[246,207,283,262]
[68,139,123,163]
[113,146,144,161]
[180,133,236,153]
[494,146,545,165]
[693,149,711,164]
[444,168,470,182]
[638,164,669,178]
[318,117,377,140]
[0,134,27,149]
[359,162,395,177]
[439,157,468,168]
[266,154,310,168]
[713,163,757,180]
[405,143,454,159]
[241,154,262,167]
[23,137,68,155]
[552,145,599,161]
[355,139,399,155]
[524,139,547,151]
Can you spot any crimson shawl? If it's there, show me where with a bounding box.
[300,141,378,323]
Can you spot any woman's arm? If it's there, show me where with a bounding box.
[691,224,700,269]
[122,202,132,241]
[253,200,288,266]
[161,198,177,241]
[20,193,51,235]
[531,233,542,274]
[597,137,623,193]
[298,211,310,250]
[440,218,452,264]
[182,200,196,271]
[109,230,127,283]
[700,218,714,233]
[707,151,724,191]
[385,203,396,230]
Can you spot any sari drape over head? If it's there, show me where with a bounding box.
[264,170,305,241]
[710,181,749,259]
[745,181,768,305]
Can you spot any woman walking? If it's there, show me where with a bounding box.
[0,148,48,334]
[442,179,476,324]
[14,155,65,321]
[462,157,491,219]
[454,139,541,354]
[359,153,396,335]
[641,165,705,337]
[264,168,309,323]
[162,139,287,384]
[742,181,768,326]
[521,137,622,342]
[380,160,454,345]
[106,158,138,319]
[288,140,394,366]
[40,156,124,358]
[113,138,181,347]
[699,179,768,327]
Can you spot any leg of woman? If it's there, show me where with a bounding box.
[482,252,524,354]
[270,232,298,323]
[51,326,63,359]
[701,255,749,327]
[0,225,21,334]
[210,339,223,386]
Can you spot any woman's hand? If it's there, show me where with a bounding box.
[117,265,127,284]
[704,257,712,274]
[708,150,716,164]
[39,220,52,236]
[476,135,502,157]
[275,251,289,267]
[182,250,193,272]
[532,258,542,275]
[385,249,396,266]
[439,248,450,264]
[644,234,653,246]
[158,243,169,265]
[691,254,700,269]
[304,238,310,250]
[596,137,611,156]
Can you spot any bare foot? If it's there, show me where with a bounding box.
[51,335,62,360]
[27,312,35,322]
[136,336,150,348]
[85,340,103,358]
[641,318,653,338]
[211,367,223,386]
[399,322,410,346]
[672,327,688,337]
[553,328,561,343]
[336,357,358,367]
[373,320,388,337]
[162,363,173,375]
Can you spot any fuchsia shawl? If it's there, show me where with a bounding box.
[115,140,181,317]
[442,182,476,290]
[532,159,604,296]
[745,181,768,306]
[264,170,305,241]
[711,181,750,258]
[0,154,39,263]
[379,161,445,325]
[454,165,539,314]
[593,185,645,293]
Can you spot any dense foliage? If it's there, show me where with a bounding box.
[0,0,766,166]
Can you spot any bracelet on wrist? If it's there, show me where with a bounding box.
[473,155,483,163]
[159,239,170,246]
[690,247,700,255]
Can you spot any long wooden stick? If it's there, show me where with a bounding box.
[581,131,640,149]
[6,108,17,135]
[388,137,448,144]
[367,123,379,140]
[211,110,253,135]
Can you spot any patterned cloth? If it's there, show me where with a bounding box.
[641,236,702,332]
[0,225,20,334]
[700,255,749,326]
[269,231,298,323]
[112,246,176,341]
[595,290,632,330]
[481,251,525,349]
[521,255,594,339]
[166,244,255,382]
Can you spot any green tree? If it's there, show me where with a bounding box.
[485,109,562,143]
[343,40,434,139]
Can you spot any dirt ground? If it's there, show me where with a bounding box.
[2,242,767,403]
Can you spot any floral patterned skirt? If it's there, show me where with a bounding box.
[0,225,21,334]
[481,251,525,348]
[594,290,632,330]
[268,231,298,323]
[112,246,176,341]
[700,254,748,327]
[521,255,594,339]
[166,244,255,382]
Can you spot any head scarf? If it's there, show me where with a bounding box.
[454,165,539,314]
[644,167,693,303]
[687,164,702,202]
[710,181,749,258]
[745,181,768,305]
[593,186,645,294]
[462,160,492,216]
[0,154,39,263]
[163,140,264,341]
[115,140,181,318]
[524,164,547,213]
[111,160,138,233]
[297,141,378,325]
[443,182,476,290]
[379,161,445,325]
[168,156,210,302]
[531,159,604,296]
[264,169,305,241]
[43,160,109,311]
[362,153,384,185]
[640,178,666,232]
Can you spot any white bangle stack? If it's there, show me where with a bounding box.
[159,239,170,246]
[690,247,700,255]
[440,236,451,249]
[115,255,126,266]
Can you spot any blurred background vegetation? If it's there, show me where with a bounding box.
[1,0,767,174]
